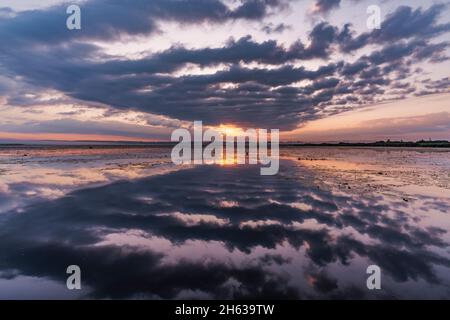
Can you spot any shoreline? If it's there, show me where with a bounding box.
[1,143,450,149]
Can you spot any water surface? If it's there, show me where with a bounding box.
[0,146,449,299]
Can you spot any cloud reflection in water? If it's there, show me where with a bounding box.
[0,160,449,299]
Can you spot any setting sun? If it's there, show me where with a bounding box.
[216,124,245,137]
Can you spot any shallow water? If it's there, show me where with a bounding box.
[0,146,449,299]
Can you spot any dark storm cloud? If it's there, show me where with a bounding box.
[1,36,345,128]
[367,40,424,65]
[340,4,450,52]
[413,42,450,63]
[423,77,450,90]
[305,270,338,293]
[0,2,449,129]
[302,22,338,58]
[231,0,290,20]
[312,0,341,15]
[371,4,450,43]
[261,22,291,34]
[84,28,346,78]
[341,60,369,76]
[0,0,290,44]
[97,35,334,75]
[335,37,449,100]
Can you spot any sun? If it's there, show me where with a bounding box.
[216,124,244,137]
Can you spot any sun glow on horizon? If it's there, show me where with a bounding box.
[215,124,245,137]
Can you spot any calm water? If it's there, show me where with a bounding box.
[0,146,449,299]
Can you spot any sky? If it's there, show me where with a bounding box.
[0,0,449,142]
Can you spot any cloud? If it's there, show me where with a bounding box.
[340,4,450,52]
[0,2,449,132]
[261,22,291,34]
[310,0,340,15]
[298,111,450,141]
[0,0,290,45]
[360,112,450,135]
